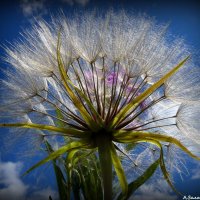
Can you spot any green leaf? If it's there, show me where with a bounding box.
[158,142,181,195]
[78,164,91,200]
[72,150,95,166]
[145,139,181,195]
[0,123,90,138]
[45,141,68,200]
[115,135,180,195]
[113,130,200,161]
[77,153,103,200]
[109,56,190,128]
[71,169,82,200]
[110,142,128,199]
[66,149,80,199]
[23,140,89,176]
[117,159,159,200]
[66,149,79,166]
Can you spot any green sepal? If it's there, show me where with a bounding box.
[57,32,99,131]
[0,123,90,138]
[113,130,200,161]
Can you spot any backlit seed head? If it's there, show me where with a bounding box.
[1,10,200,197]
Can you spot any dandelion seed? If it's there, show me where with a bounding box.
[0,11,200,200]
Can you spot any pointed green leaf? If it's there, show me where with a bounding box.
[66,149,80,199]
[117,159,159,200]
[110,142,128,198]
[78,165,91,200]
[158,142,181,195]
[66,149,79,166]
[144,139,180,195]
[72,150,95,166]
[114,135,182,195]
[144,139,181,195]
[110,56,190,128]
[45,141,68,200]
[129,138,180,195]
[71,169,82,200]
[23,140,89,176]
[77,153,103,200]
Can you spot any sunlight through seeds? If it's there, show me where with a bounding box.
[0,11,200,200]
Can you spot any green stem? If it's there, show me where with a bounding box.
[96,134,112,200]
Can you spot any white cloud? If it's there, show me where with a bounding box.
[131,180,178,200]
[0,160,58,200]
[20,0,47,17]
[20,0,90,19]
[62,0,90,6]
[0,161,28,200]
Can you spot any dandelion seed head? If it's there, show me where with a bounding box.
[1,10,200,196]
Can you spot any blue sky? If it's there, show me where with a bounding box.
[0,0,200,199]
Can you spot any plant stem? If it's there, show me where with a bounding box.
[96,134,112,200]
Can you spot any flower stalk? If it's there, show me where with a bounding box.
[95,131,113,200]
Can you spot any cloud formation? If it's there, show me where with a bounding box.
[0,161,28,200]
[20,0,90,18]
[20,0,47,18]
[0,160,58,200]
